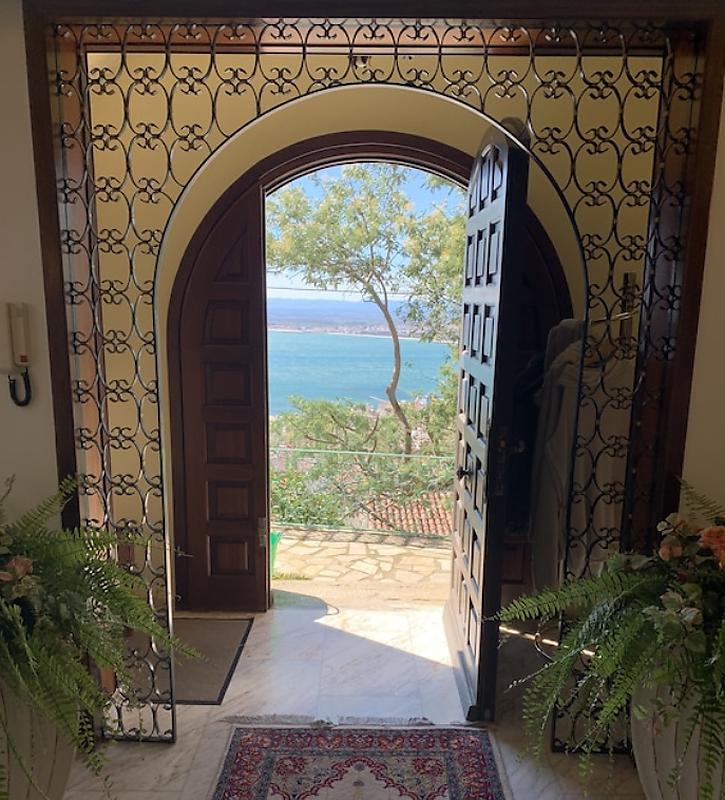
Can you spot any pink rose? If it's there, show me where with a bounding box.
[658,533,684,562]
[659,542,683,562]
[0,555,33,581]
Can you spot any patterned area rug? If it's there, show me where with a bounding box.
[212,726,510,799]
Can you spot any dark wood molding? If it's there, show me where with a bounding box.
[169,130,570,330]
[21,0,725,22]
[22,3,80,527]
[523,207,574,322]
[661,17,725,511]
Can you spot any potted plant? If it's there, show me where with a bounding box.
[498,484,725,800]
[0,475,191,800]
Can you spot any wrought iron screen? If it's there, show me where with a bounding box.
[47,18,703,743]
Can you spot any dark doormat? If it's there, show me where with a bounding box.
[173,617,254,705]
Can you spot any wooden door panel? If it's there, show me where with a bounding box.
[176,187,269,612]
[205,422,254,464]
[444,127,529,722]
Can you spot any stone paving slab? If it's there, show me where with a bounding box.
[272,527,452,608]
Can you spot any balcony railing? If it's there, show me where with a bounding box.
[269,446,455,538]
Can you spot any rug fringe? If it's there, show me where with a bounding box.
[223,714,441,727]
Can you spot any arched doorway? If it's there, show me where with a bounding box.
[167,131,573,616]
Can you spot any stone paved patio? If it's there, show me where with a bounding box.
[271,527,452,608]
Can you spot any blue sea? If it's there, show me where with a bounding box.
[267,330,452,416]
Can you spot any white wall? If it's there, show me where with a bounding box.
[0,0,59,516]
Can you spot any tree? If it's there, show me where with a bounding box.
[265,162,465,455]
[403,174,467,346]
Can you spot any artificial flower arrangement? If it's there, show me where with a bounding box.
[498,484,725,800]
[0,475,192,800]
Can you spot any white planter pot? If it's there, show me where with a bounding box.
[0,680,74,800]
[631,684,724,800]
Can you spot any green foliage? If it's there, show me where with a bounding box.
[266,163,464,346]
[269,466,344,527]
[499,490,725,800]
[0,476,194,800]
[681,482,725,526]
[402,175,466,345]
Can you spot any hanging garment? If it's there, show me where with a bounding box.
[508,319,583,536]
[542,318,584,372]
[529,335,633,590]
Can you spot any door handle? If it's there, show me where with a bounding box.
[456,465,471,479]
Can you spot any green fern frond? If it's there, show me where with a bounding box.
[710,618,725,694]
[499,567,664,626]
[680,481,725,524]
[3,475,78,540]
[0,477,196,799]
[693,688,725,800]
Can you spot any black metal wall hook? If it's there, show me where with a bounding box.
[8,368,31,407]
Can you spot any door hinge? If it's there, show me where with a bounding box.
[258,517,268,548]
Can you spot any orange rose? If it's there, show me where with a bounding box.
[699,525,725,569]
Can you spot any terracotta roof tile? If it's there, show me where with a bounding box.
[364,492,452,536]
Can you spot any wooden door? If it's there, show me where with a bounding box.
[172,186,269,612]
[443,127,529,722]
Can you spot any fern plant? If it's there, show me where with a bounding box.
[0,475,192,799]
[499,484,725,800]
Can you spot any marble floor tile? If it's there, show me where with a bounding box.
[316,692,426,722]
[320,648,422,697]
[242,613,327,661]
[214,657,322,719]
[177,720,237,800]
[65,738,195,794]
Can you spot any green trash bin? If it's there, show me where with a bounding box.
[270,530,284,575]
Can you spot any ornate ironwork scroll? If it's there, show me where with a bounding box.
[47,18,703,743]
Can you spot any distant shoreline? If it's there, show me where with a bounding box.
[267,327,452,345]
[269,326,413,340]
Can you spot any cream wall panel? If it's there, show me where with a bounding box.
[682,95,725,509]
[0,0,58,515]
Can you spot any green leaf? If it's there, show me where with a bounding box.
[685,630,708,653]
